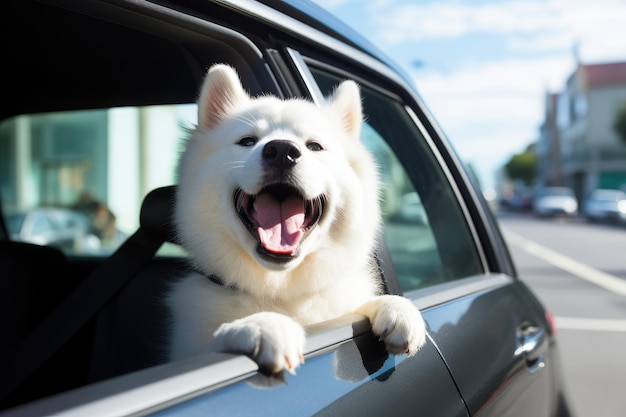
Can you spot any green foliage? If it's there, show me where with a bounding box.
[614,101,626,144]
[504,143,537,185]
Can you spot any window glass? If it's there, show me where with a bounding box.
[309,68,483,292]
[0,105,196,256]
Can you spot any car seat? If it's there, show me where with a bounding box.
[1,186,189,406]
[0,241,67,361]
[87,185,190,382]
[0,241,89,408]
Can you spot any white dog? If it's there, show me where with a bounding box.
[167,64,426,376]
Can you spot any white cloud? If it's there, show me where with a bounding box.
[411,55,575,188]
[367,0,626,54]
[315,0,626,62]
[507,34,574,54]
[414,56,573,131]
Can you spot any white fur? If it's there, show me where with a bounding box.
[167,64,426,374]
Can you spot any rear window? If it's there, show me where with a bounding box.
[0,106,196,256]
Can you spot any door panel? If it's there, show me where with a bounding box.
[423,280,554,417]
[151,328,468,417]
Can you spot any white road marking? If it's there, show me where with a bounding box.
[504,229,626,296]
[555,317,626,332]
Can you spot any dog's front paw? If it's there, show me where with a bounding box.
[356,295,426,357]
[210,312,306,375]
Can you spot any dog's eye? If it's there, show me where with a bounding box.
[237,136,257,147]
[306,141,324,151]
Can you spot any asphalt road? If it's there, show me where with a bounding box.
[495,210,626,417]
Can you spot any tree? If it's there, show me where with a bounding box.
[504,143,537,185]
[614,101,626,144]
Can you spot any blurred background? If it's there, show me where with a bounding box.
[313,0,626,203]
[312,1,626,416]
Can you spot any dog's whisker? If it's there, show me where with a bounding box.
[221,161,245,170]
[233,113,258,129]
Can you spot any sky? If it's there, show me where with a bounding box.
[311,0,626,191]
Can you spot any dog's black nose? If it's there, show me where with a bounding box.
[262,140,302,168]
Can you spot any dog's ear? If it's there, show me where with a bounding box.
[327,80,363,140]
[197,64,249,129]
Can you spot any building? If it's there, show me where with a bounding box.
[537,61,626,203]
[536,92,563,187]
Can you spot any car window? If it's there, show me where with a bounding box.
[0,105,196,256]
[308,68,484,292]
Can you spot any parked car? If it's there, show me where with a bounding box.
[502,187,534,212]
[1,1,573,416]
[533,187,578,218]
[582,189,626,224]
[6,208,95,252]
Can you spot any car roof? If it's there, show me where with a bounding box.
[536,186,574,195]
[258,0,399,65]
[3,0,413,121]
[591,189,626,198]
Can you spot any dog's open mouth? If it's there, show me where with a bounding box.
[235,185,325,261]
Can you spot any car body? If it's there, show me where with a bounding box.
[582,189,626,224]
[533,187,578,218]
[1,1,573,416]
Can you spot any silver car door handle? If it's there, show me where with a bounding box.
[515,323,546,373]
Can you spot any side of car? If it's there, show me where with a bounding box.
[1,0,572,416]
[583,189,626,223]
[533,187,578,218]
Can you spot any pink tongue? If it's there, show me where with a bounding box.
[253,193,305,254]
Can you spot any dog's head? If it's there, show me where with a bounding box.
[176,64,380,294]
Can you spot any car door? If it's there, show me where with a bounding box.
[291,54,558,417]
